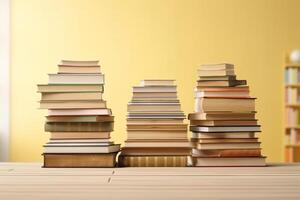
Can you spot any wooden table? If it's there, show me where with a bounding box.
[0,163,299,200]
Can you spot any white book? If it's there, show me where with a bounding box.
[132,86,177,93]
[140,80,175,86]
[61,60,99,66]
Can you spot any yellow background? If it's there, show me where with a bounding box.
[10,0,300,162]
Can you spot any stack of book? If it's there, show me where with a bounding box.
[38,60,120,168]
[188,63,266,166]
[119,80,190,167]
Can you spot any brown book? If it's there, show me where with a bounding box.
[40,100,106,109]
[132,92,177,98]
[118,155,187,167]
[60,60,99,66]
[197,69,235,77]
[46,115,114,123]
[127,118,184,124]
[192,149,261,157]
[121,147,191,156]
[198,75,236,81]
[199,63,234,71]
[48,108,112,116]
[190,119,257,126]
[45,122,113,132]
[43,153,117,168]
[50,132,110,139]
[190,156,266,167]
[195,97,255,112]
[127,124,187,131]
[127,103,181,112]
[195,142,261,150]
[188,112,256,120]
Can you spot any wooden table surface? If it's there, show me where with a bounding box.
[0,163,299,200]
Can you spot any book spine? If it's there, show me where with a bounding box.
[118,156,187,167]
[45,122,114,132]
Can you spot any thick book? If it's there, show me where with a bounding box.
[199,63,234,71]
[43,144,120,153]
[50,132,110,139]
[197,79,246,87]
[41,92,103,101]
[118,155,188,167]
[140,79,175,86]
[121,147,191,156]
[197,69,235,77]
[48,74,104,84]
[188,112,256,120]
[195,142,261,150]
[198,75,236,81]
[192,149,261,157]
[37,84,104,93]
[45,122,113,132]
[127,118,184,124]
[40,100,106,109]
[195,88,250,98]
[190,156,266,167]
[124,140,191,148]
[58,66,101,74]
[43,153,117,168]
[190,120,258,126]
[195,97,256,112]
[48,108,112,116]
[128,103,181,112]
[61,60,99,66]
[127,130,188,140]
[190,125,261,132]
[132,86,177,93]
[127,124,187,131]
[46,115,114,123]
[192,132,255,139]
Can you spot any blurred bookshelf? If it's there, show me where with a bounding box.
[285,63,300,162]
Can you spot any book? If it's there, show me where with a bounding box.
[132,86,177,93]
[45,122,113,132]
[195,142,261,150]
[190,126,261,132]
[40,100,106,109]
[48,74,104,84]
[49,138,111,143]
[58,66,101,74]
[121,147,191,156]
[41,92,103,101]
[192,149,261,157]
[48,108,112,116]
[127,130,188,140]
[46,115,114,122]
[119,155,188,167]
[190,120,258,126]
[127,124,188,131]
[140,79,175,86]
[37,84,104,93]
[191,138,259,143]
[195,97,255,112]
[191,156,266,167]
[199,63,234,70]
[43,153,117,168]
[43,144,120,153]
[127,118,184,124]
[127,103,181,112]
[60,60,99,66]
[197,79,247,87]
[188,112,256,120]
[132,92,177,98]
[124,140,191,148]
[50,132,110,139]
[192,132,255,139]
[197,69,235,77]
[198,75,236,81]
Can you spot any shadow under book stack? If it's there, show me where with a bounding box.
[188,63,266,167]
[285,63,300,162]
[38,60,120,168]
[119,80,191,167]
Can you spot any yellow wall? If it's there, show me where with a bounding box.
[10,0,300,162]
